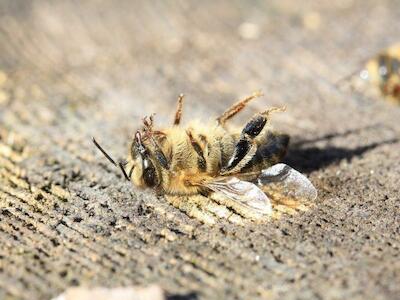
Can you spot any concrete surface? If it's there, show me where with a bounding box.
[0,1,399,299]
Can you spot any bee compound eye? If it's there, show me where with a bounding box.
[142,159,158,187]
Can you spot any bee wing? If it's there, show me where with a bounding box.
[204,177,272,216]
[257,163,317,201]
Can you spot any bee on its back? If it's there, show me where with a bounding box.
[93,92,317,224]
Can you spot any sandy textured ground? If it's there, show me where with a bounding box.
[0,1,399,299]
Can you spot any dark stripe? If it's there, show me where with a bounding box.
[154,149,169,169]
[223,137,251,171]
[187,131,207,171]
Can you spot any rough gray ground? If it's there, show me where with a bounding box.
[0,1,399,299]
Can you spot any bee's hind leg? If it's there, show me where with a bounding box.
[217,91,263,125]
[221,107,285,175]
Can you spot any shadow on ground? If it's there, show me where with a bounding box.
[285,125,398,173]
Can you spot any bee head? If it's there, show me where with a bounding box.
[127,130,160,189]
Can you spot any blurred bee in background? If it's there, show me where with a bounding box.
[93,92,317,225]
[359,44,400,103]
[337,44,400,104]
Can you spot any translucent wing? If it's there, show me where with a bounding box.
[257,163,317,201]
[204,177,272,217]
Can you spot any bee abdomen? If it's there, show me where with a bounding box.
[243,132,289,172]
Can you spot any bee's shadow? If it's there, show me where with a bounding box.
[284,125,398,174]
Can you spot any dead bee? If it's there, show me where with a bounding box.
[93,92,317,224]
[360,44,400,103]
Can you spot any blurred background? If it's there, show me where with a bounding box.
[1,0,399,138]
[0,1,399,300]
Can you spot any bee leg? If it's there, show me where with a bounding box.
[217,91,263,125]
[173,94,185,125]
[221,107,284,175]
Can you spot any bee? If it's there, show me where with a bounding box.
[360,44,400,103]
[93,92,317,224]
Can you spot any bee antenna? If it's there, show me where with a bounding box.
[92,137,130,181]
[118,161,130,181]
[92,137,117,166]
